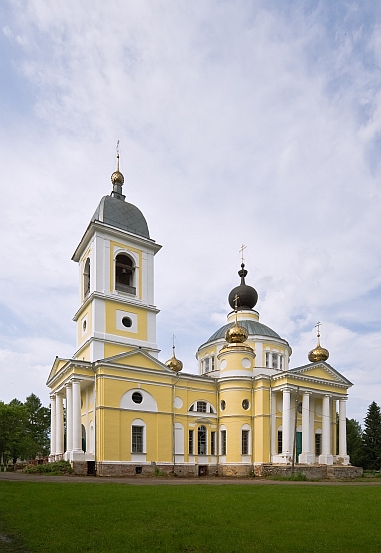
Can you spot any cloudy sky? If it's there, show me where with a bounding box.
[1,0,380,423]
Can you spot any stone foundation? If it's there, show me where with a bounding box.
[253,464,363,479]
[70,461,363,479]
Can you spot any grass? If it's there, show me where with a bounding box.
[1,481,381,552]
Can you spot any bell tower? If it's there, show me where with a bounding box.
[71,153,161,362]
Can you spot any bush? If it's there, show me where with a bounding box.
[23,460,73,475]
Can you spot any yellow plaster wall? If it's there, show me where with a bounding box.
[105,299,148,341]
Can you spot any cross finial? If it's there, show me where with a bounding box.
[239,244,247,264]
[315,321,321,338]
[172,334,176,355]
[116,140,120,171]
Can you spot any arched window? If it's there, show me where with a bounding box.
[198,426,207,455]
[84,258,90,298]
[115,254,136,294]
[81,424,86,453]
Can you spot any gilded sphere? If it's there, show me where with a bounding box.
[111,170,125,186]
[225,322,248,344]
[165,355,183,372]
[308,345,329,363]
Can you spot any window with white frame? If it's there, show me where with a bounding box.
[242,430,249,455]
[221,429,227,455]
[211,431,216,455]
[189,430,194,455]
[198,426,207,455]
[83,258,90,298]
[132,426,144,453]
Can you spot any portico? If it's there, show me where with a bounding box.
[270,366,352,466]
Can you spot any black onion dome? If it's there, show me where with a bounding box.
[228,263,258,311]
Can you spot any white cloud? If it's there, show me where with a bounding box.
[0,1,380,422]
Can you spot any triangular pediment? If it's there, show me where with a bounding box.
[95,348,172,373]
[46,357,71,385]
[289,362,353,386]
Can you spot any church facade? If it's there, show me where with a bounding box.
[47,159,356,477]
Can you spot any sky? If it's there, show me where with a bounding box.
[0,0,381,424]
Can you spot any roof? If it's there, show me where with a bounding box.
[91,195,150,238]
[203,319,287,346]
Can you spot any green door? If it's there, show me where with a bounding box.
[296,432,302,461]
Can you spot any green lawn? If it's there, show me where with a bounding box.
[0,481,380,552]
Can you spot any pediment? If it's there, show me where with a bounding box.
[289,362,353,386]
[46,357,70,385]
[95,348,172,373]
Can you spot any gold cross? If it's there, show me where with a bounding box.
[315,321,321,337]
[239,244,247,263]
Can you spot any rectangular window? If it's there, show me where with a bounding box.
[189,430,194,455]
[211,356,215,371]
[221,430,227,455]
[204,358,210,372]
[242,430,249,455]
[132,426,144,453]
[272,354,278,369]
[278,430,282,454]
[279,355,283,370]
[198,427,207,455]
[197,401,207,413]
[265,352,271,368]
[211,431,216,455]
[315,433,322,456]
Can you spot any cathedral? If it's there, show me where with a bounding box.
[47,157,358,477]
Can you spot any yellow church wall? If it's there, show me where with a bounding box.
[103,343,133,358]
[105,299,148,341]
[109,240,143,300]
[302,367,339,380]
[74,343,91,362]
[254,415,271,463]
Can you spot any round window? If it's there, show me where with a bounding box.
[132,391,143,404]
[220,400,226,411]
[242,399,250,410]
[122,316,132,328]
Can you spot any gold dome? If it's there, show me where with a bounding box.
[308,323,329,362]
[111,170,124,186]
[225,321,248,344]
[308,344,329,362]
[165,346,183,373]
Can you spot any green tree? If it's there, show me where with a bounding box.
[24,394,50,458]
[346,418,363,467]
[0,401,27,466]
[362,401,381,471]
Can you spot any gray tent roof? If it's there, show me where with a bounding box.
[91,195,150,238]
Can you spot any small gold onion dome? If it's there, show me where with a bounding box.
[111,169,124,185]
[225,321,248,344]
[308,333,329,362]
[165,347,183,372]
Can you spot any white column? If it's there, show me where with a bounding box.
[271,391,277,458]
[281,387,292,461]
[309,397,315,458]
[299,392,314,464]
[55,393,64,456]
[319,394,333,465]
[72,379,83,454]
[338,398,350,465]
[65,383,73,454]
[50,394,56,458]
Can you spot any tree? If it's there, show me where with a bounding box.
[362,401,381,471]
[24,394,50,458]
[346,418,363,467]
[0,394,50,466]
[0,401,27,466]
